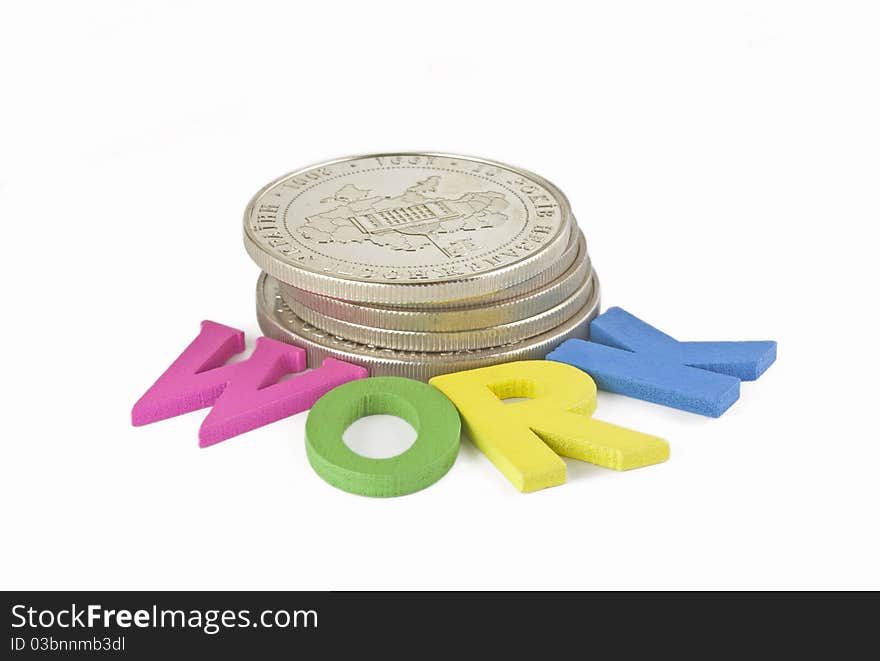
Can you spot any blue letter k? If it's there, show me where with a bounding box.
[546,307,776,417]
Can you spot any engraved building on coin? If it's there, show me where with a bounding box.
[302,177,510,259]
[243,153,599,380]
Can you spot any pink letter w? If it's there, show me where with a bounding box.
[131,321,368,446]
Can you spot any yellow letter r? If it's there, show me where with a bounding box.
[430,360,670,493]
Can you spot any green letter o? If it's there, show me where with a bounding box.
[305,376,461,497]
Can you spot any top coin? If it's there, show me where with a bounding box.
[243,153,573,304]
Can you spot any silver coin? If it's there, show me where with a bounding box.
[280,230,589,331]
[281,265,593,351]
[244,153,573,304]
[256,271,601,381]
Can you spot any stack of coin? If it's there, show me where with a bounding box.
[244,153,600,381]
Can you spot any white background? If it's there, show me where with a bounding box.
[2,1,878,590]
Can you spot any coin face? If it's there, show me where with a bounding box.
[244,153,572,303]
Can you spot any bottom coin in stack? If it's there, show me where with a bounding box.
[256,271,602,381]
[281,268,593,352]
